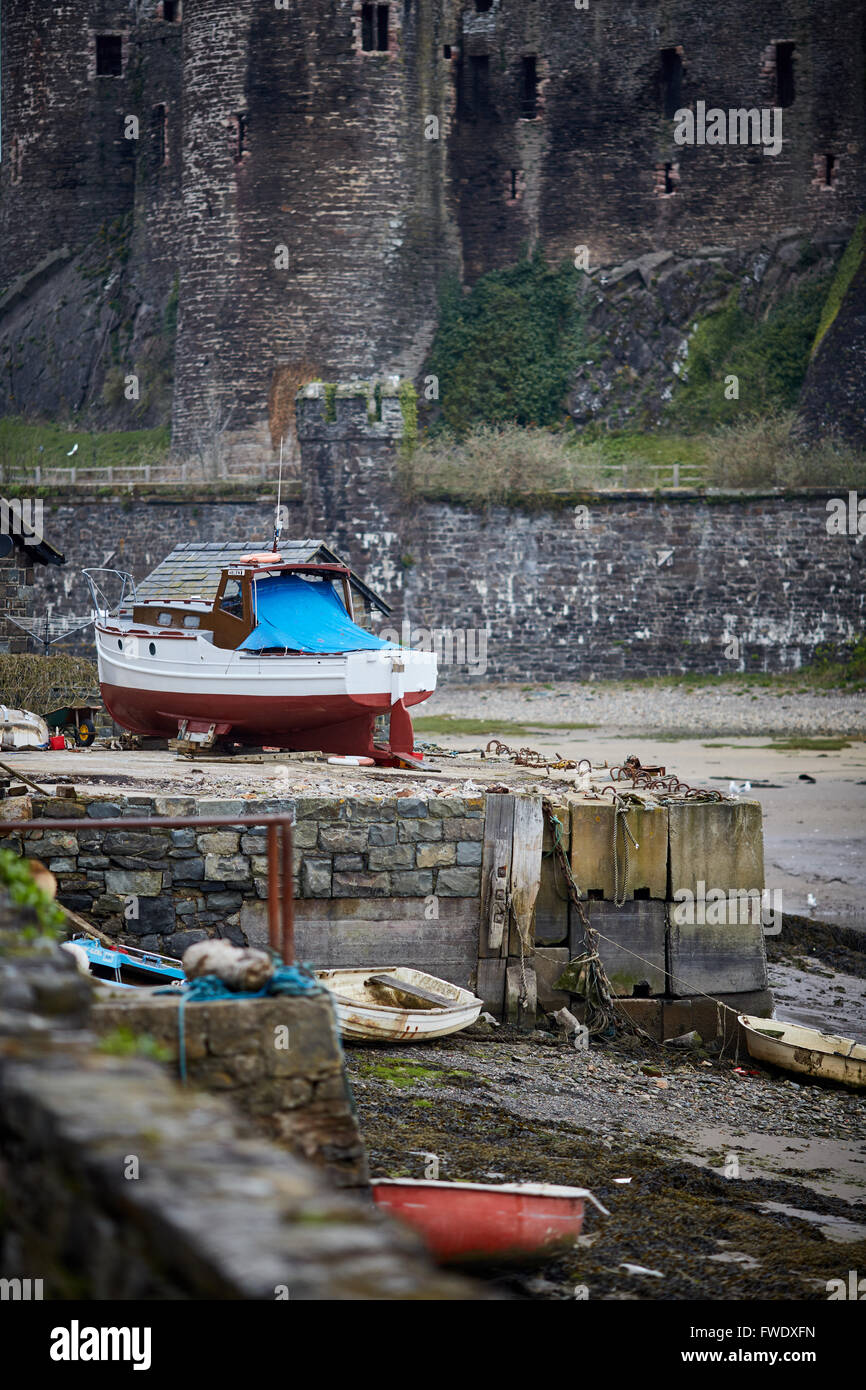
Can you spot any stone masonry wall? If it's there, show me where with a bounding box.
[13,791,484,968]
[3,2,863,448]
[23,474,866,680]
[0,554,34,654]
[91,991,369,1189]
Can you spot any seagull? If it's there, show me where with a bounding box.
[66,442,78,456]
[806,893,817,910]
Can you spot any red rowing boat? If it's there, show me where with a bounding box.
[371,1178,609,1259]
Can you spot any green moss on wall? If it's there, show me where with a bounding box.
[667,276,830,429]
[811,216,866,357]
[427,252,583,434]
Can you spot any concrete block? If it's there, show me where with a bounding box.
[569,800,667,900]
[534,947,570,1013]
[291,896,478,988]
[668,916,769,996]
[570,898,667,996]
[668,799,764,898]
[662,990,774,1046]
[615,998,663,1040]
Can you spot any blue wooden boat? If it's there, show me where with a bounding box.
[70,935,185,988]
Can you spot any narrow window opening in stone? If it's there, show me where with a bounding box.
[162,1,180,22]
[664,161,676,194]
[475,0,494,11]
[95,34,123,77]
[361,4,375,51]
[660,47,682,119]
[443,44,452,59]
[775,41,795,107]
[510,168,518,199]
[470,54,491,117]
[151,103,167,169]
[824,152,835,187]
[376,4,390,51]
[235,112,248,161]
[521,55,538,118]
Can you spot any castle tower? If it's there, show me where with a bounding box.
[0,1,137,296]
[171,0,457,458]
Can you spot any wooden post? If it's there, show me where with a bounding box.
[477,793,515,1016]
[267,823,280,952]
[280,819,294,965]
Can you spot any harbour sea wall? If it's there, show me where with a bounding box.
[25,481,865,682]
[7,788,772,1034]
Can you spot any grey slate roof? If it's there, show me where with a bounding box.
[134,540,391,614]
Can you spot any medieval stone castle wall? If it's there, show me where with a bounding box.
[1,1,863,451]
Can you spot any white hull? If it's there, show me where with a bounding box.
[739,1013,866,1089]
[317,967,483,1042]
[0,706,49,750]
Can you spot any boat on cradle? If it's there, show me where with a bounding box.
[315,966,483,1041]
[371,1179,610,1259]
[739,1013,866,1089]
[83,539,436,766]
[68,935,185,989]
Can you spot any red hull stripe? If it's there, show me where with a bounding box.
[100,681,431,743]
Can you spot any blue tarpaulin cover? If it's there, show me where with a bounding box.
[238,575,396,654]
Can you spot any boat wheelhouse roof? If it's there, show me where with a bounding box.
[134,540,391,614]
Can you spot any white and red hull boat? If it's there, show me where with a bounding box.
[85,545,436,764]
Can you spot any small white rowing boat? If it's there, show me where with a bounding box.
[317,966,483,1043]
[739,1013,866,1089]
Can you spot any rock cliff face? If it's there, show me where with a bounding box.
[568,232,845,431]
[798,225,866,447]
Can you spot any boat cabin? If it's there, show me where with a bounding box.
[124,540,392,652]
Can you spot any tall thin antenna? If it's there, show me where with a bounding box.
[272,436,284,553]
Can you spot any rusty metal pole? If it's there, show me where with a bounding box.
[266,823,280,953]
[280,818,294,966]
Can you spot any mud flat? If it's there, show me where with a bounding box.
[345,1027,866,1301]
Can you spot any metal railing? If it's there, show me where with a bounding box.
[0,812,296,966]
[0,459,283,487]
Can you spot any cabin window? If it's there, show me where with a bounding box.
[660,47,682,118]
[151,104,167,169]
[183,614,200,629]
[521,56,538,118]
[148,642,157,656]
[220,579,243,616]
[775,41,795,107]
[95,34,123,77]
[361,4,390,52]
[157,612,172,626]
